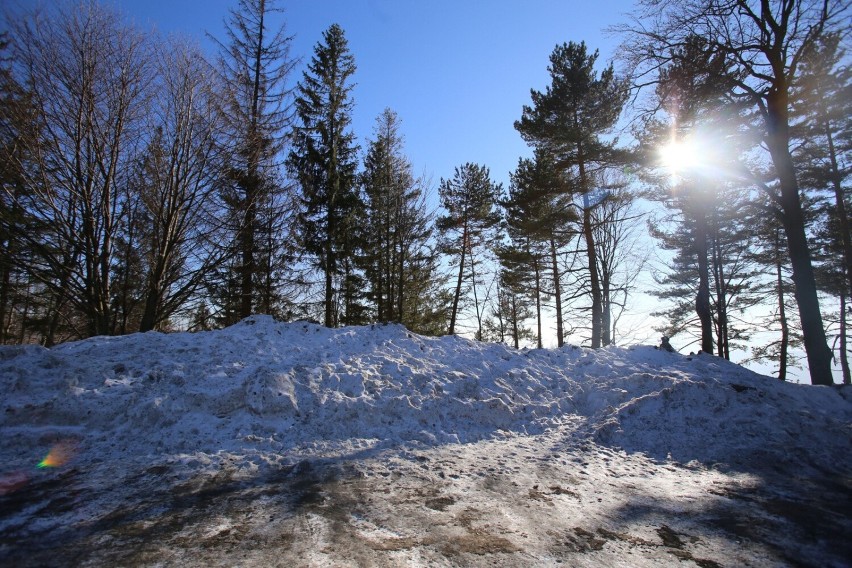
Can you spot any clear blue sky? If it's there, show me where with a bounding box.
[106,0,634,196]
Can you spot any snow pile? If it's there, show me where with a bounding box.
[3,316,852,567]
[2,315,849,478]
[582,349,852,472]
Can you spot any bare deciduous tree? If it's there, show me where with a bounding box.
[7,1,152,340]
[131,39,224,332]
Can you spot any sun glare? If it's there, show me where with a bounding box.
[658,134,707,183]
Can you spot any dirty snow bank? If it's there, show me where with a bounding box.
[2,316,852,567]
[1,315,849,476]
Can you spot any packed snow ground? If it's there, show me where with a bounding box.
[1,316,850,566]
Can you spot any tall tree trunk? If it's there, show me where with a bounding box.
[840,290,851,385]
[20,282,31,344]
[45,273,72,347]
[343,256,353,325]
[583,205,602,348]
[695,209,713,354]
[532,248,543,349]
[549,238,564,347]
[240,205,255,319]
[820,96,852,298]
[324,239,335,328]
[765,88,833,385]
[0,253,10,345]
[470,250,483,341]
[397,243,405,324]
[240,1,267,320]
[511,291,520,349]
[265,216,276,314]
[711,229,729,359]
[448,226,467,335]
[775,229,789,381]
[601,261,611,346]
[99,187,114,336]
[577,138,602,348]
[140,284,161,333]
[385,231,393,322]
[376,239,385,321]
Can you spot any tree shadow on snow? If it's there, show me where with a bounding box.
[579,366,852,566]
[0,447,379,567]
[601,464,852,568]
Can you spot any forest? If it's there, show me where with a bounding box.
[0,0,849,386]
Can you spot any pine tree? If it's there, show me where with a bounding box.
[648,188,766,357]
[790,32,852,383]
[504,150,575,347]
[618,0,845,385]
[400,244,450,336]
[642,35,751,355]
[746,194,804,380]
[708,192,764,358]
[287,24,361,328]
[483,265,536,348]
[436,163,501,336]
[516,41,628,348]
[496,243,545,349]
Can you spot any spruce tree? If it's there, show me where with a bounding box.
[212,0,295,323]
[287,24,360,327]
[361,108,434,327]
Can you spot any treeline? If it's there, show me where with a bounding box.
[0,0,849,386]
[0,1,448,343]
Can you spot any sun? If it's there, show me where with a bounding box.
[658,137,701,182]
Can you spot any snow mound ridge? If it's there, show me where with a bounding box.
[585,349,851,473]
[1,316,850,476]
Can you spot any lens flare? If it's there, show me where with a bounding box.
[658,137,701,182]
[37,440,77,469]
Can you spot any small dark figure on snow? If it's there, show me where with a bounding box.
[659,335,675,353]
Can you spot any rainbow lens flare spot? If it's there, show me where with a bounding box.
[37,441,76,469]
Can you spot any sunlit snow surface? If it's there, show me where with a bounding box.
[1,316,850,566]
